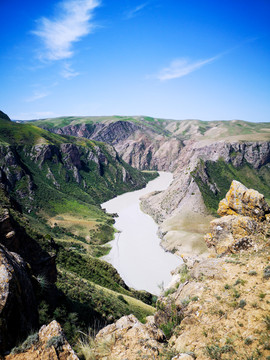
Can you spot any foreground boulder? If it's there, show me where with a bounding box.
[6,320,78,360]
[205,180,269,254]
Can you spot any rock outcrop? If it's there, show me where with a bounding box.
[217,180,270,220]
[205,181,269,254]
[6,320,79,360]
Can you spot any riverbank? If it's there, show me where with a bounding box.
[102,172,181,295]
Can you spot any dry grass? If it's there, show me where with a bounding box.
[77,332,116,360]
[48,213,97,238]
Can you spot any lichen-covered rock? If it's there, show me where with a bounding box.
[204,181,269,254]
[205,215,257,254]
[6,320,78,360]
[0,244,38,353]
[217,180,270,221]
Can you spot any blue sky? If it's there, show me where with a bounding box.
[1,0,270,121]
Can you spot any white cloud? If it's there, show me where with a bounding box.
[61,63,80,79]
[33,0,100,61]
[25,91,50,102]
[126,3,148,19]
[155,55,220,81]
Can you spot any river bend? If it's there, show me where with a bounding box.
[102,172,180,295]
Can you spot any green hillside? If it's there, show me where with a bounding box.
[0,112,157,345]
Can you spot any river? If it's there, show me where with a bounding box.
[102,172,181,295]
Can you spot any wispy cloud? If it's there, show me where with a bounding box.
[125,3,148,19]
[33,0,100,61]
[154,55,220,81]
[61,63,80,79]
[25,91,50,102]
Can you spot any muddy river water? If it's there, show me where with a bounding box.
[102,172,181,295]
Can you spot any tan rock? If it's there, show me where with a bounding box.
[205,215,257,254]
[217,180,270,221]
[93,314,165,359]
[190,258,226,280]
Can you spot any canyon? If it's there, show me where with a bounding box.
[1,112,270,359]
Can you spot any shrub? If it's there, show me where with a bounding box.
[239,299,247,308]
[244,337,253,345]
[263,265,270,279]
[264,315,270,331]
[205,344,235,359]
[117,295,128,304]
[11,333,39,354]
[46,335,66,351]
[248,270,257,276]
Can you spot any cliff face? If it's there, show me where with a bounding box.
[0,140,151,214]
[44,120,183,171]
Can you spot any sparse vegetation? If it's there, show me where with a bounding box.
[11,333,39,354]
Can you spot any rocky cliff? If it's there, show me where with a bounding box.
[0,140,152,214]
[46,119,183,171]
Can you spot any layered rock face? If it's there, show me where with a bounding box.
[205,180,270,254]
[49,120,183,171]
